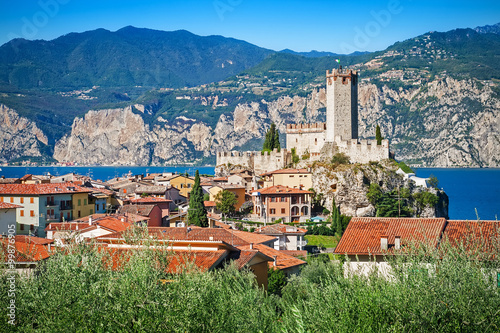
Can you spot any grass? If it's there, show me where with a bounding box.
[305,235,340,248]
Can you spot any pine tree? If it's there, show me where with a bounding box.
[262,123,280,152]
[376,124,383,145]
[273,125,280,152]
[188,170,208,227]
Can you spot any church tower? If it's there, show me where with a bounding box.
[325,67,358,142]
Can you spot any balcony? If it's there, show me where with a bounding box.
[46,214,59,222]
[60,203,73,211]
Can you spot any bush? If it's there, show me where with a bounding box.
[331,152,350,165]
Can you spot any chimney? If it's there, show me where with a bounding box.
[273,255,277,267]
[250,243,253,250]
[121,217,125,222]
[380,235,388,251]
[88,216,92,225]
[395,236,401,250]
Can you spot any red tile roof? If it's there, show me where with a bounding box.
[238,244,306,270]
[255,223,307,235]
[0,202,22,209]
[1,237,53,262]
[442,220,499,257]
[14,235,54,245]
[204,200,217,207]
[334,217,447,255]
[0,183,93,195]
[231,230,277,244]
[253,185,312,195]
[45,216,134,233]
[130,197,172,204]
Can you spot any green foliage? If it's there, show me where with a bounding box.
[262,123,280,153]
[267,268,287,297]
[188,170,208,227]
[331,152,350,165]
[367,183,383,205]
[309,187,325,214]
[215,190,238,217]
[428,174,439,189]
[291,147,300,165]
[398,161,415,173]
[203,193,210,202]
[375,124,383,145]
[413,191,439,216]
[368,184,413,217]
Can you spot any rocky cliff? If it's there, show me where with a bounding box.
[0,104,49,163]
[311,160,448,218]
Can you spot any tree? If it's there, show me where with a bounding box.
[367,183,383,205]
[428,174,439,189]
[376,124,384,145]
[262,123,280,153]
[188,170,208,227]
[214,189,237,219]
[268,268,287,296]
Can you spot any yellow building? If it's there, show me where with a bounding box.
[169,175,195,198]
[72,192,94,219]
[262,169,312,190]
[209,184,246,211]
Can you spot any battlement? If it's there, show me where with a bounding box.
[216,149,291,175]
[326,67,358,85]
[286,122,326,134]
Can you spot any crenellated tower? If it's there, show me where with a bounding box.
[326,66,358,142]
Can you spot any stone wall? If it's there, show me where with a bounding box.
[325,136,390,164]
[286,123,326,155]
[216,149,290,176]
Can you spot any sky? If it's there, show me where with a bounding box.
[0,0,499,53]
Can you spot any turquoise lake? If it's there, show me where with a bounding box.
[1,166,499,221]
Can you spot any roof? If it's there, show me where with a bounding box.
[255,223,307,235]
[0,178,19,184]
[0,202,22,209]
[262,168,310,176]
[0,236,53,262]
[45,215,136,233]
[334,217,447,256]
[130,197,172,204]
[204,200,216,207]
[442,220,499,257]
[213,176,228,181]
[120,205,157,217]
[0,183,93,195]
[135,186,168,194]
[253,185,313,195]
[213,183,245,190]
[14,235,54,245]
[238,244,306,271]
[231,230,277,245]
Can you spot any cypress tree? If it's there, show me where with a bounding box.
[188,170,208,227]
[376,124,383,145]
[262,123,280,152]
[273,126,280,152]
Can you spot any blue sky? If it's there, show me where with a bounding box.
[1,0,499,53]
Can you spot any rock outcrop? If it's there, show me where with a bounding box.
[0,104,48,163]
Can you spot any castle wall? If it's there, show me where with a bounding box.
[334,136,390,164]
[286,123,326,156]
[216,149,290,175]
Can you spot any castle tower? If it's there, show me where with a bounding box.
[325,67,358,142]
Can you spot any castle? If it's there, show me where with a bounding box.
[216,67,389,175]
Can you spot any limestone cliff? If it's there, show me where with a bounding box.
[0,104,49,163]
[311,160,448,218]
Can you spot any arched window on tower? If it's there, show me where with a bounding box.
[315,138,318,145]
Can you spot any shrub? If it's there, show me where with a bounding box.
[331,152,350,165]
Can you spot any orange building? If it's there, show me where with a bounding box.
[252,185,312,223]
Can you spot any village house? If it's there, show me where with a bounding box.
[0,235,54,274]
[255,223,308,251]
[252,185,312,223]
[0,183,93,237]
[0,202,22,235]
[208,184,247,211]
[261,169,312,190]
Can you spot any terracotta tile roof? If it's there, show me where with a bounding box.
[97,218,134,233]
[231,230,277,244]
[45,216,135,233]
[262,168,310,176]
[0,202,22,209]
[238,244,306,270]
[213,177,228,181]
[14,235,54,245]
[1,237,52,262]
[93,188,115,196]
[100,247,228,273]
[253,185,312,195]
[215,183,245,190]
[120,205,156,217]
[0,178,19,184]
[204,200,216,207]
[215,221,232,229]
[0,183,92,195]
[45,222,93,232]
[442,220,500,256]
[130,197,172,204]
[334,217,447,255]
[255,223,307,235]
[230,249,259,269]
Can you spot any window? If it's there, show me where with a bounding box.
[30,210,34,217]
[20,224,24,231]
[0,197,3,202]
[84,199,87,206]
[281,197,285,202]
[90,209,93,215]
[123,189,127,194]
[20,197,24,204]
[30,198,34,204]
[78,211,81,218]
[20,210,24,217]
[315,138,318,145]
[30,225,34,231]
[102,204,105,210]
[281,208,286,214]
[78,199,81,206]
[270,208,276,215]
[270,197,276,202]
[10,197,14,203]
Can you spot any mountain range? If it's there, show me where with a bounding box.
[0,24,499,167]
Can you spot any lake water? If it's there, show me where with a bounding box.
[1,166,499,221]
